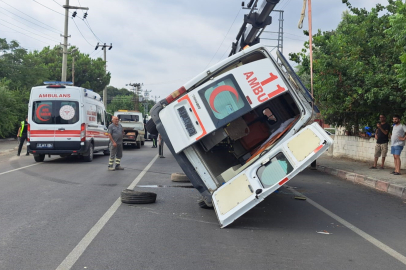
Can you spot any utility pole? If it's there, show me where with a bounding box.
[128,83,142,111]
[70,48,77,85]
[143,89,152,115]
[95,43,113,107]
[61,0,88,82]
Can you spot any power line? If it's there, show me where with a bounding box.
[0,10,61,39]
[0,0,62,34]
[0,22,52,45]
[78,0,102,42]
[71,17,94,47]
[0,18,60,43]
[205,7,241,69]
[32,0,65,16]
[280,0,293,10]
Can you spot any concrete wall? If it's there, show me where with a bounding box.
[328,135,406,168]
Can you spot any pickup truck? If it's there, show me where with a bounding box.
[114,110,145,148]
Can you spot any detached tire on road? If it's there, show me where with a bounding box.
[146,119,158,135]
[171,172,189,182]
[121,189,157,204]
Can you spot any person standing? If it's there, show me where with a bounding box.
[158,134,165,158]
[370,115,390,169]
[17,116,29,156]
[391,115,406,175]
[151,133,157,148]
[107,116,124,171]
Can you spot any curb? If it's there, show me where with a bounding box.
[316,164,406,200]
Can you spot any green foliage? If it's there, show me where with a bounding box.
[0,38,114,138]
[290,0,406,130]
[107,95,137,113]
[106,86,133,104]
[0,81,28,138]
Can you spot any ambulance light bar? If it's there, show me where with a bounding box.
[44,81,73,85]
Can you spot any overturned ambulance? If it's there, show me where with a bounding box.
[147,44,333,227]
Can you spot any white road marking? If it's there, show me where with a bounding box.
[0,163,42,176]
[56,154,159,270]
[288,187,406,266]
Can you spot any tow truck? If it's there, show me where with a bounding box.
[114,110,145,148]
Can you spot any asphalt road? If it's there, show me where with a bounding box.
[0,141,406,270]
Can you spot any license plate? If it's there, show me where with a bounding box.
[177,106,197,137]
[37,143,53,149]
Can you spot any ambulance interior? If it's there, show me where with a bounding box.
[188,91,301,187]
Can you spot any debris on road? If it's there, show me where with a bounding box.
[294,196,307,200]
[171,172,190,182]
[121,189,157,204]
[317,230,332,235]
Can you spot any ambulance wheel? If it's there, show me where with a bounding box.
[146,119,158,135]
[83,144,94,162]
[198,199,213,209]
[121,189,157,204]
[141,141,144,146]
[33,154,45,162]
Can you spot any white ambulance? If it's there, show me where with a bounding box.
[27,82,110,162]
[147,44,333,227]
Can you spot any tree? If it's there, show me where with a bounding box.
[31,46,110,92]
[0,81,28,138]
[107,95,137,113]
[289,0,406,131]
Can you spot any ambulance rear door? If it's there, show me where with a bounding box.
[30,85,82,151]
[212,123,333,228]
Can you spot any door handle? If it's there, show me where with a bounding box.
[58,128,65,131]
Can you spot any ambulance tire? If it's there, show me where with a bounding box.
[146,119,158,135]
[33,154,45,162]
[198,199,213,209]
[121,189,157,204]
[83,143,94,162]
[141,141,144,146]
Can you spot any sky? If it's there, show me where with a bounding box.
[0,0,385,100]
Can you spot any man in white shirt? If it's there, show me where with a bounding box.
[391,115,406,175]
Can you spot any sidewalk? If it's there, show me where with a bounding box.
[0,138,23,155]
[316,154,406,200]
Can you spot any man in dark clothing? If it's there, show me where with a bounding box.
[17,116,29,156]
[370,114,390,169]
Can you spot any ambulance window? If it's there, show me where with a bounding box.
[256,153,293,188]
[97,106,105,125]
[56,101,79,124]
[199,74,250,127]
[32,101,53,124]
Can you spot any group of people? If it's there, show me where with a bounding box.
[371,114,406,175]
